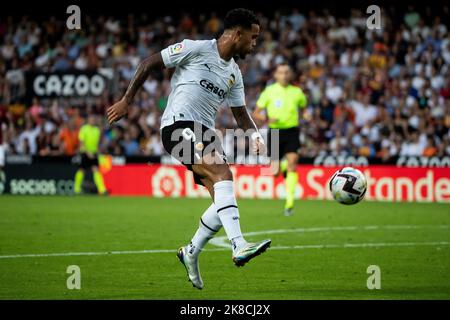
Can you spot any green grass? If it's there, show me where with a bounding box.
[0,196,449,299]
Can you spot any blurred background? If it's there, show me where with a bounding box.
[0,0,449,196]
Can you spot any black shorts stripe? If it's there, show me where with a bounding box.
[217,205,238,213]
[200,218,219,233]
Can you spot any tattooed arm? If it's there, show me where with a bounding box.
[231,106,266,154]
[107,53,165,124]
[231,106,258,132]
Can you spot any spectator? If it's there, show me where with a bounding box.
[5,59,25,102]
[121,132,140,156]
[349,94,378,128]
[59,120,79,156]
[0,7,448,160]
[17,119,40,155]
[423,136,439,157]
[400,131,425,156]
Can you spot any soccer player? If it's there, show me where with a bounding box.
[253,63,307,216]
[107,8,271,290]
[74,115,107,195]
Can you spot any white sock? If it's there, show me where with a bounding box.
[187,203,222,258]
[213,180,247,253]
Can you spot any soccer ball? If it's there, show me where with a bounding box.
[329,167,367,205]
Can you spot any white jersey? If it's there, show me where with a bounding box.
[160,39,246,130]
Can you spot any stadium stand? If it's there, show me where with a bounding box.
[0,5,449,160]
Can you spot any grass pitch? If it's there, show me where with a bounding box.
[0,196,449,299]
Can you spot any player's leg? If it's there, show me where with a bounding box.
[92,166,107,195]
[177,175,221,289]
[284,151,299,215]
[191,152,271,267]
[187,199,221,258]
[191,152,246,247]
[282,127,300,216]
[167,122,227,257]
[88,154,107,195]
[74,168,85,194]
[178,177,221,289]
[163,121,269,288]
[162,122,222,288]
[185,176,221,258]
[280,158,288,176]
[74,153,90,194]
[270,128,291,213]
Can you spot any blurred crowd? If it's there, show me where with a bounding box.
[0,5,450,160]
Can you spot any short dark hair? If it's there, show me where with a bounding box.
[276,62,291,69]
[224,8,259,30]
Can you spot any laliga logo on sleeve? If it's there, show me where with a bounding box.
[169,43,184,56]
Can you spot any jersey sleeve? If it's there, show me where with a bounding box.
[160,39,203,68]
[297,88,307,108]
[256,87,270,109]
[227,70,246,107]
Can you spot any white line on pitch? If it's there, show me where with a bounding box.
[244,224,448,237]
[209,224,449,248]
[0,241,448,260]
[0,225,447,260]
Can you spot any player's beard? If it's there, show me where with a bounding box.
[234,53,246,60]
[238,46,254,60]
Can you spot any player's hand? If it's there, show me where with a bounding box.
[107,98,128,124]
[251,131,266,155]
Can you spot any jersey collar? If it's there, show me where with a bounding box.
[213,39,233,67]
